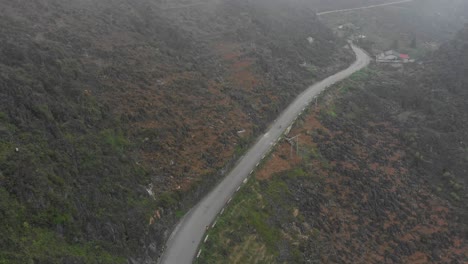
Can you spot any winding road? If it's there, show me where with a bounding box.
[159,44,370,264]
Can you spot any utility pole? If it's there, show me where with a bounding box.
[289,134,300,159]
[296,135,299,155]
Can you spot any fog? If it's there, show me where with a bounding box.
[1,0,467,263]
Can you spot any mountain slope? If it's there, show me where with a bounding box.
[0,0,353,262]
[199,25,468,263]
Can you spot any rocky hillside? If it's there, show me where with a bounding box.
[199,25,468,263]
[0,0,354,263]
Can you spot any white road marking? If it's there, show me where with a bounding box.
[196,249,202,258]
[204,235,209,243]
[159,45,370,264]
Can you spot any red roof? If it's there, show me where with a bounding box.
[399,53,410,59]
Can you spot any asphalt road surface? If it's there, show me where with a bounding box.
[317,0,414,16]
[159,44,370,264]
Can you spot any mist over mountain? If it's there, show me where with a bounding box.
[1,0,467,263]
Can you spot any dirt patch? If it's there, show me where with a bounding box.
[256,143,300,180]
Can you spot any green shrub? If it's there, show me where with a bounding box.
[450,192,461,201]
[157,192,179,209]
[287,168,306,179]
[100,129,129,153]
[247,209,280,249]
[175,210,185,219]
[0,112,7,121]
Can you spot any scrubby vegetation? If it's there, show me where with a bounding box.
[200,25,468,263]
[0,0,356,262]
[3,0,466,262]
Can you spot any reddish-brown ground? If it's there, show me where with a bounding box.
[99,40,274,193]
[254,101,468,262]
[256,110,325,180]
